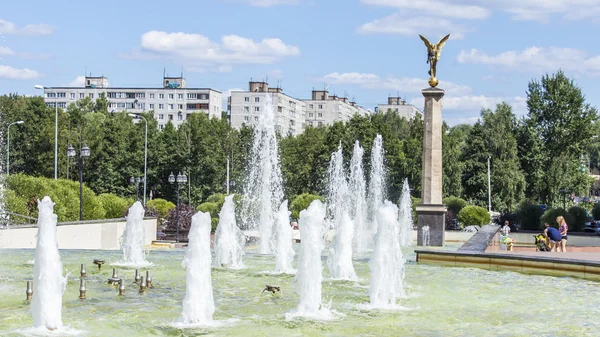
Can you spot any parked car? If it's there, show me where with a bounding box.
[596,225,600,236]
[584,220,597,232]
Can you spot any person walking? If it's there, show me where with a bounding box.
[544,223,563,252]
[557,216,568,252]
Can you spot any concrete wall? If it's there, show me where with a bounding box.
[0,219,157,250]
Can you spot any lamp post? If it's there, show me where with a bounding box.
[169,171,187,242]
[559,188,572,211]
[128,114,148,205]
[6,121,24,175]
[68,144,91,221]
[34,85,58,179]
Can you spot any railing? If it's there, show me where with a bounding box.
[0,211,38,228]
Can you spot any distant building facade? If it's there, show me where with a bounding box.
[41,74,222,129]
[229,81,370,134]
[376,96,421,119]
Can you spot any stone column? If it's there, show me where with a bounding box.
[416,87,446,246]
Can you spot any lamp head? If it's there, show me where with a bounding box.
[34,85,44,90]
[16,121,24,125]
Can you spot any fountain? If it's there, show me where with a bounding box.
[176,211,215,327]
[368,134,386,236]
[370,201,406,309]
[326,144,357,281]
[115,201,152,268]
[31,196,67,331]
[274,200,295,273]
[398,178,414,247]
[349,140,370,253]
[213,195,245,269]
[287,200,335,320]
[422,226,430,246]
[241,93,284,254]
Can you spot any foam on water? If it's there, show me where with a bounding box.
[31,197,67,331]
[213,195,245,269]
[177,211,215,325]
[114,201,152,268]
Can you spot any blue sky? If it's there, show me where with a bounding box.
[0,0,598,125]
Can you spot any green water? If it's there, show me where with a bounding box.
[0,247,599,336]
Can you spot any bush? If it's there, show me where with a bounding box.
[445,209,456,229]
[443,196,468,215]
[5,174,105,221]
[165,204,196,231]
[146,198,176,219]
[457,205,491,227]
[97,193,130,218]
[540,208,574,230]
[211,217,219,233]
[411,196,421,223]
[290,193,325,220]
[206,193,226,205]
[197,202,219,218]
[592,203,600,220]
[3,189,29,215]
[567,206,587,232]
[516,200,544,231]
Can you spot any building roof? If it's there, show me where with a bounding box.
[44,87,222,93]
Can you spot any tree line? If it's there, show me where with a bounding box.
[0,71,597,213]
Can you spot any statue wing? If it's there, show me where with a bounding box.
[435,34,451,58]
[419,35,433,53]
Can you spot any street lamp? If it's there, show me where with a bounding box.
[169,171,187,242]
[34,84,58,179]
[559,188,572,211]
[6,120,24,175]
[130,176,144,201]
[128,114,148,205]
[68,144,91,221]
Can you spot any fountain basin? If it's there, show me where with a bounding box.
[1,247,600,336]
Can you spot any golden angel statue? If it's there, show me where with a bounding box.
[419,34,450,87]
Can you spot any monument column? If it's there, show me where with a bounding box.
[416,87,446,246]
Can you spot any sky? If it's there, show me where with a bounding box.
[0,0,599,126]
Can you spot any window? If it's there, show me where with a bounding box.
[278,106,282,112]
[187,93,197,99]
[57,102,67,108]
[169,114,173,120]
[178,114,183,121]
[254,107,260,112]
[318,112,323,118]
[199,94,209,100]
[159,94,164,99]
[89,93,94,99]
[70,93,75,100]
[168,104,174,110]
[290,120,295,126]
[244,106,250,113]
[150,93,155,99]
[135,93,145,99]
[178,94,183,99]
[254,97,260,103]
[309,104,313,109]
[168,94,174,99]
[159,114,164,120]
[57,92,66,98]
[309,112,314,118]
[107,92,116,98]
[318,104,323,109]
[318,121,323,126]
[254,116,258,121]
[159,124,164,130]
[244,116,249,122]
[117,103,126,109]
[186,104,196,110]
[80,93,84,99]
[149,104,155,109]
[177,104,183,110]
[159,104,164,109]
[244,97,250,102]
[47,92,56,98]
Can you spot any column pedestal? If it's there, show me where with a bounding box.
[417,87,446,246]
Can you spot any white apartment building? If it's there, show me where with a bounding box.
[376,96,421,119]
[42,75,222,129]
[229,81,306,136]
[304,90,370,127]
[229,81,370,135]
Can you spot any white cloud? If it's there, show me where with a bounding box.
[0,19,54,35]
[0,47,50,59]
[0,65,40,80]
[69,76,86,86]
[247,0,300,6]
[360,0,490,19]
[456,47,600,75]
[128,31,300,67]
[0,47,15,56]
[217,65,233,73]
[358,14,468,39]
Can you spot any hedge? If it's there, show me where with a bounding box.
[516,200,544,231]
[457,205,491,227]
[290,193,325,220]
[146,198,176,219]
[443,196,468,215]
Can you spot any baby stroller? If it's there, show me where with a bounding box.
[534,234,550,252]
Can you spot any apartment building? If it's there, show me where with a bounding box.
[41,74,222,128]
[376,96,421,119]
[229,81,306,136]
[229,81,371,135]
[304,90,370,127]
